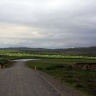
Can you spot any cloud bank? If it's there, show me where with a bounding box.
[0,0,96,48]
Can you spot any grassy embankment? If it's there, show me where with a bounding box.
[0,58,14,68]
[26,58,96,96]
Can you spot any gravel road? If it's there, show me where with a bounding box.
[0,61,64,96]
[0,61,83,96]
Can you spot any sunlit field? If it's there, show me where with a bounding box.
[0,49,96,60]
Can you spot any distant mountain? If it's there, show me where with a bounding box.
[0,46,96,56]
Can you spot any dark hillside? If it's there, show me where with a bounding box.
[0,46,96,56]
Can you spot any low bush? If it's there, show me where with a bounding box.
[0,58,10,68]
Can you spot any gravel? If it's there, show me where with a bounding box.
[0,61,83,96]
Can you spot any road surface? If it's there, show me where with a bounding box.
[0,61,64,96]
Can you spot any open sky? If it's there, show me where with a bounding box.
[0,0,96,48]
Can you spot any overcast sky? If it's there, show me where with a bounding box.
[0,0,96,48]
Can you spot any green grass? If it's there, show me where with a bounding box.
[0,58,15,68]
[0,49,96,60]
[0,58,9,64]
[26,58,96,96]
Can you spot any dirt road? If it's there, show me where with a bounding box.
[0,61,82,96]
[0,61,64,96]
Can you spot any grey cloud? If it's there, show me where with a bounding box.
[0,0,96,48]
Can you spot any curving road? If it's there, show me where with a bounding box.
[0,61,64,96]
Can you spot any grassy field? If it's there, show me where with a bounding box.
[0,49,96,95]
[0,49,96,60]
[26,58,96,96]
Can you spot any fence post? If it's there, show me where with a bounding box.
[35,66,37,70]
[0,65,1,69]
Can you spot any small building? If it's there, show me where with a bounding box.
[74,63,96,70]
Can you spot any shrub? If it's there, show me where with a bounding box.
[75,84,84,88]
[0,59,9,68]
